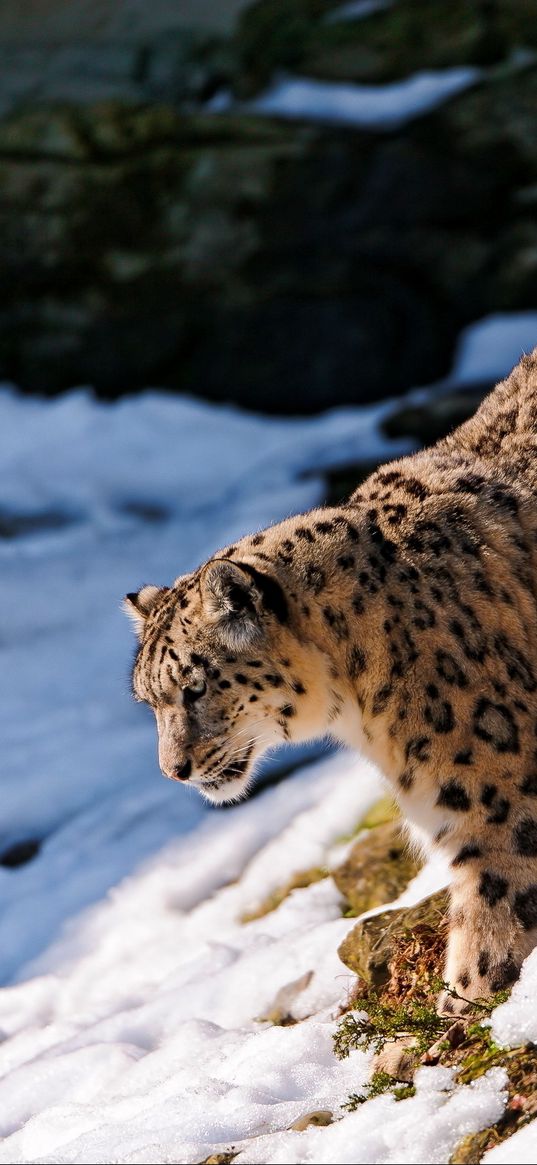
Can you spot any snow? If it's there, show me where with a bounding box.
[490,947,537,1049]
[243,1067,507,1165]
[210,68,481,130]
[0,385,407,982]
[0,752,502,1165]
[451,312,537,386]
[0,755,379,1165]
[484,1118,537,1164]
[324,0,394,23]
[379,311,537,425]
[3,311,537,1162]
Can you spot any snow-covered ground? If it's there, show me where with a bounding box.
[2,310,537,1163]
[0,388,406,983]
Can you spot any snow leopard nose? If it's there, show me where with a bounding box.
[170,758,192,782]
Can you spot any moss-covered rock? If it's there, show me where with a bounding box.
[382,388,490,445]
[196,1154,238,1165]
[336,794,399,843]
[2,56,537,405]
[334,870,536,1158]
[338,888,448,984]
[333,819,421,917]
[257,970,314,1025]
[289,1109,333,1130]
[240,866,328,922]
[358,795,400,831]
[233,0,334,95]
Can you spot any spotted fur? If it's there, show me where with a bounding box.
[125,350,537,1012]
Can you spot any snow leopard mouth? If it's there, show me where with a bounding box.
[198,746,254,797]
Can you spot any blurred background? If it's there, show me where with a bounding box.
[2,0,537,982]
[1,0,536,427]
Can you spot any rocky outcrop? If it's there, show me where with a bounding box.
[233,0,537,93]
[2,57,537,407]
[0,2,536,408]
[332,820,421,916]
[338,889,449,985]
[0,2,245,117]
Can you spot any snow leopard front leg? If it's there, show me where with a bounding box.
[438,856,537,1016]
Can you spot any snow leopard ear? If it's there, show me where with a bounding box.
[200,559,288,651]
[123,585,166,638]
[200,561,261,650]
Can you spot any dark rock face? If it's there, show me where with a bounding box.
[234,0,537,94]
[1,59,537,411]
[0,1,536,410]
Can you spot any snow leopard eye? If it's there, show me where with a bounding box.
[183,679,207,704]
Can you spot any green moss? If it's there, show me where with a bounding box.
[394,1083,417,1102]
[335,892,535,1160]
[334,987,450,1059]
[343,1069,417,1111]
[337,980,537,1161]
[334,819,421,919]
[334,980,516,1123]
[343,1069,394,1109]
[359,795,400,833]
[240,866,328,922]
[450,1129,494,1164]
[335,794,400,844]
[455,1023,504,1086]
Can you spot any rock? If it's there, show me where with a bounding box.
[0,1,252,41]
[332,820,421,917]
[437,61,537,176]
[233,0,334,97]
[197,1154,238,1165]
[257,970,313,1025]
[0,838,41,868]
[450,1131,496,1165]
[289,1110,333,1131]
[382,387,491,445]
[1,54,537,407]
[371,1036,419,1083]
[241,867,328,923]
[423,1020,466,1065]
[323,459,387,507]
[0,100,463,404]
[357,795,399,831]
[0,19,236,117]
[234,0,537,92]
[491,220,537,310]
[338,888,449,985]
[0,509,75,539]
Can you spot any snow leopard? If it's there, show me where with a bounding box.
[126,350,537,1012]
